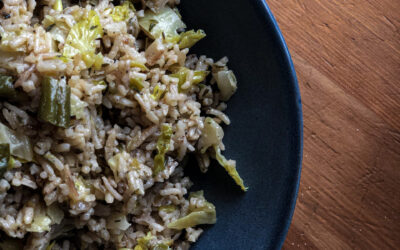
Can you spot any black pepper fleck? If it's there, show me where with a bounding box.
[3,13,10,19]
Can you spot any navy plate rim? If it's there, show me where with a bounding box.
[254,0,303,248]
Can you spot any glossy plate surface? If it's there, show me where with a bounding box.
[180,0,303,249]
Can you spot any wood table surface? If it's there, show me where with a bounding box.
[266,1,400,249]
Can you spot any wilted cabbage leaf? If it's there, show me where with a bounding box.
[214,145,247,191]
[138,6,186,43]
[169,67,208,92]
[215,70,238,101]
[63,10,103,69]
[111,1,135,22]
[198,117,224,153]
[178,29,206,49]
[0,122,33,162]
[153,124,173,176]
[167,191,216,230]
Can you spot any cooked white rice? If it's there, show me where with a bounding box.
[0,0,244,249]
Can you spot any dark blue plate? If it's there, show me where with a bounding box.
[180,0,303,249]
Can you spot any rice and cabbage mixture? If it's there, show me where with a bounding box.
[0,0,247,249]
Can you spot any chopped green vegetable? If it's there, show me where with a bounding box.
[93,80,107,86]
[198,117,224,153]
[54,55,70,63]
[46,241,56,250]
[63,10,103,69]
[138,7,186,43]
[178,29,206,49]
[129,78,145,91]
[38,77,71,128]
[53,0,63,11]
[70,93,87,119]
[152,244,170,250]
[0,122,33,162]
[167,191,216,229]
[150,84,165,101]
[153,124,173,176]
[134,232,154,250]
[0,74,29,103]
[215,70,238,101]
[214,145,247,191]
[0,144,10,177]
[169,67,208,92]
[111,1,135,22]
[130,61,149,71]
[159,205,176,213]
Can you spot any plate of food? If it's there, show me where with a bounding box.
[0,0,302,249]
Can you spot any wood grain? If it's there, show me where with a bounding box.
[266,0,400,249]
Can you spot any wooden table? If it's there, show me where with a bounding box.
[266,1,400,249]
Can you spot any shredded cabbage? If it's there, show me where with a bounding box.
[107,213,131,231]
[153,244,171,250]
[159,205,176,213]
[63,10,103,69]
[167,191,216,229]
[150,84,166,101]
[133,232,154,250]
[70,93,87,119]
[138,7,186,43]
[53,0,63,11]
[130,61,149,71]
[169,67,208,92]
[214,145,247,191]
[178,29,206,49]
[0,122,33,162]
[111,1,135,22]
[153,124,173,176]
[129,78,145,91]
[198,117,224,153]
[215,70,238,101]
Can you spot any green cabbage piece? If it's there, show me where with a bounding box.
[130,61,149,71]
[63,10,103,69]
[70,93,87,119]
[214,145,247,191]
[152,244,171,250]
[129,78,145,91]
[138,6,186,43]
[53,0,63,11]
[133,232,154,250]
[198,117,224,153]
[169,67,208,92]
[0,122,33,162]
[150,84,165,101]
[167,191,216,230]
[178,29,206,49]
[158,205,177,213]
[215,70,238,101]
[111,1,135,22]
[153,124,173,176]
